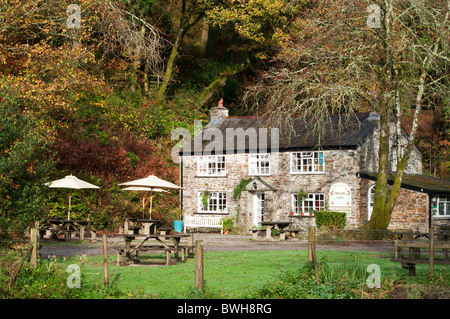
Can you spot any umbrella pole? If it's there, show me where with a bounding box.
[142,194,145,219]
[68,191,72,221]
[150,190,153,219]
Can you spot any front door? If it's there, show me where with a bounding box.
[253,192,265,227]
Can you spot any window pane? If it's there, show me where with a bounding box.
[291,152,324,173]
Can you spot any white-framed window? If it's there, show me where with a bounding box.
[368,185,375,220]
[249,153,271,176]
[197,155,226,176]
[432,195,450,217]
[292,193,325,216]
[198,191,227,213]
[291,152,324,174]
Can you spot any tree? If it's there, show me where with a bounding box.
[0,0,166,119]
[0,85,55,230]
[243,0,449,230]
[156,0,212,100]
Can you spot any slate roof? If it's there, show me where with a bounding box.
[357,171,450,194]
[181,112,379,155]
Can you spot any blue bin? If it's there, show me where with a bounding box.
[174,220,183,232]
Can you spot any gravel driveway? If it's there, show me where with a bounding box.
[39,233,395,258]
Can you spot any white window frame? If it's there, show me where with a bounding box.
[198,191,227,213]
[368,185,375,220]
[197,155,226,176]
[432,195,450,218]
[248,153,271,176]
[292,193,325,216]
[290,151,325,174]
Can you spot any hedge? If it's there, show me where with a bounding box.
[315,211,346,230]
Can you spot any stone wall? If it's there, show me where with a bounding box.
[182,149,362,232]
[359,180,430,232]
[357,120,423,174]
[181,116,428,233]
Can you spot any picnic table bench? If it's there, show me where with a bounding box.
[251,222,300,240]
[37,218,96,241]
[391,239,450,276]
[121,218,163,236]
[116,233,194,266]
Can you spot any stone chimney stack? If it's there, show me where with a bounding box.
[209,98,229,123]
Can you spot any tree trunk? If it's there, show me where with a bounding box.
[198,60,250,107]
[366,106,392,230]
[156,28,184,100]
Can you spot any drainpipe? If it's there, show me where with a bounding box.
[428,193,434,229]
[180,154,184,213]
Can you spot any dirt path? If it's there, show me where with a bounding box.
[39,233,395,258]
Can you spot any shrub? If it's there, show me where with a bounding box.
[0,252,140,299]
[315,211,346,230]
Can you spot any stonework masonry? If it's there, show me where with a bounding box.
[180,110,445,233]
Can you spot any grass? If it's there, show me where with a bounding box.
[49,249,449,299]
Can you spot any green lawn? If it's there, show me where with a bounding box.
[53,249,449,298]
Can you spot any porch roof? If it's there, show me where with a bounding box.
[357,171,450,195]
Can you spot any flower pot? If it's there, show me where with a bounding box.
[174,220,183,232]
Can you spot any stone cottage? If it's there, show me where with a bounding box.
[179,103,450,233]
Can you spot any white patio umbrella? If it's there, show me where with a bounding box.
[45,175,100,220]
[119,175,181,219]
[122,186,167,218]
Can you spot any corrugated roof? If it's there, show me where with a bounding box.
[181,112,379,155]
[357,171,450,194]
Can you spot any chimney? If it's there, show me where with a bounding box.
[209,98,229,123]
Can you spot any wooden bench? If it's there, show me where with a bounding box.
[250,229,266,240]
[279,228,302,240]
[116,245,193,266]
[250,228,301,240]
[391,239,450,276]
[184,216,224,234]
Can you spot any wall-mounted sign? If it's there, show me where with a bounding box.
[330,183,351,206]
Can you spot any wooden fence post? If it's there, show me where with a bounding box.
[30,228,38,268]
[102,234,109,286]
[308,226,319,283]
[429,226,435,277]
[195,240,204,291]
[308,226,316,263]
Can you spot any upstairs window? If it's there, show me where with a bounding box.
[292,193,325,216]
[197,155,226,176]
[198,191,227,213]
[249,154,271,176]
[291,152,324,174]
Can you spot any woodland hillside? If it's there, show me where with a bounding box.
[0,0,448,231]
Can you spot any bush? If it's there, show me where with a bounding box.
[246,262,359,299]
[315,211,346,230]
[0,252,140,299]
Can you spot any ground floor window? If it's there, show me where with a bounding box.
[433,195,450,217]
[292,193,325,216]
[198,191,227,213]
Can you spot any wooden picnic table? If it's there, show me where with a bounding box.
[37,218,93,240]
[261,221,293,240]
[116,233,194,266]
[122,218,163,235]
